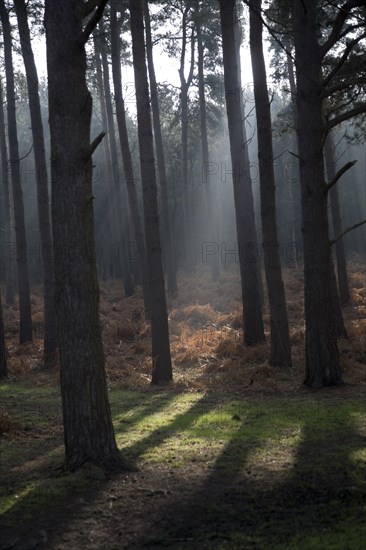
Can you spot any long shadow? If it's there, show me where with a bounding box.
[0,392,214,549]
[111,390,177,434]
[129,398,366,549]
[119,394,217,463]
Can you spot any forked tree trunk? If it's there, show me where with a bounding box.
[293,0,342,387]
[0,78,14,306]
[144,0,178,296]
[324,132,350,305]
[44,0,125,471]
[14,0,57,358]
[0,0,32,344]
[249,0,292,366]
[129,0,172,383]
[0,291,7,379]
[219,0,264,345]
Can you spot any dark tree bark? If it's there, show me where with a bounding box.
[14,0,57,358]
[93,28,134,296]
[44,0,125,471]
[0,290,7,379]
[129,0,172,383]
[0,0,32,344]
[249,0,291,366]
[293,0,342,387]
[219,0,264,345]
[93,40,119,277]
[179,6,195,268]
[144,0,178,296]
[196,3,220,281]
[108,10,150,310]
[0,77,14,306]
[324,132,351,305]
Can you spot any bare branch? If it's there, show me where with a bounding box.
[83,0,100,18]
[330,219,366,246]
[326,160,357,192]
[288,149,301,160]
[19,143,33,162]
[327,103,366,130]
[87,131,106,158]
[320,0,365,57]
[81,0,109,45]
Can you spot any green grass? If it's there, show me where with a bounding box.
[1,379,366,548]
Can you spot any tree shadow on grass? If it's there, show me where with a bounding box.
[0,392,213,549]
[129,398,366,549]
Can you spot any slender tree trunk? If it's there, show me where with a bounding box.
[129,0,172,383]
[330,259,348,339]
[144,0,178,296]
[293,0,342,387]
[108,10,150,311]
[93,29,134,296]
[0,290,7,379]
[249,0,291,366]
[219,0,264,345]
[234,12,265,307]
[0,78,14,306]
[0,0,32,344]
[179,8,195,269]
[324,133,350,305]
[93,41,119,278]
[44,0,125,471]
[196,8,220,281]
[14,0,57,358]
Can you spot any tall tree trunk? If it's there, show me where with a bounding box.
[293,0,342,387]
[14,0,57,358]
[324,132,351,305]
[0,77,14,306]
[249,0,292,366]
[93,40,119,279]
[129,0,172,384]
[219,0,264,345]
[108,10,151,311]
[144,0,178,296]
[179,7,195,269]
[93,28,134,296]
[234,11,265,307]
[196,5,220,281]
[44,0,125,471]
[0,0,32,344]
[0,290,7,379]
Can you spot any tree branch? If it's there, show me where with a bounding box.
[330,219,366,246]
[83,0,100,18]
[320,0,365,57]
[81,0,109,45]
[19,143,33,162]
[326,160,357,192]
[87,131,106,158]
[322,31,366,87]
[326,103,366,130]
[322,74,366,99]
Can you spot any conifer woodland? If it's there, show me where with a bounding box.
[0,1,366,547]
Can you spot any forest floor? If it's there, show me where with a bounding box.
[1,261,366,549]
